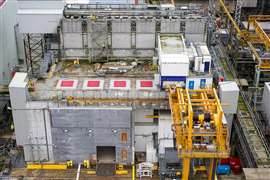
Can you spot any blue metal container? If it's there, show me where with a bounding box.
[216,165,230,175]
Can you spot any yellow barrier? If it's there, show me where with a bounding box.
[27,164,67,170]
[116,170,128,175]
[86,170,96,175]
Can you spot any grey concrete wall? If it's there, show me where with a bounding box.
[50,107,132,164]
[62,18,206,59]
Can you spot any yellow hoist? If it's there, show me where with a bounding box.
[168,86,230,180]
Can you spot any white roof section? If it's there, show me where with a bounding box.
[159,34,186,54]
[197,45,210,56]
[17,0,64,33]
[18,9,63,15]
[9,72,28,88]
[219,81,239,92]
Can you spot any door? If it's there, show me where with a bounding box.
[204,62,210,72]
[188,81,195,90]
[96,146,116,176]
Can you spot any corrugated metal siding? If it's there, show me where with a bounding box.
[0,0,18,85]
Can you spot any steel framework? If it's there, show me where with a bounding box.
[168,87,229,180]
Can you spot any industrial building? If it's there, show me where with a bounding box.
[0,0,270,179]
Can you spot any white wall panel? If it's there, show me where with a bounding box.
[136,34,155,48]
[185,33,205,42]
[18,10,62,33]
[63,33,83,48]
[161,19,180,33]
[112,34,131,48]
[185,19,205,34]
[0,0,18,85]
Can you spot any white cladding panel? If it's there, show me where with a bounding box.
[9,73,28,146]
[112,34,131,48]
[24,102,53,161]
[0,0,18,85]
[160,54,189,77]
[135,125,158,152]
[18,10,63,33]
[18,0,64,9]
[263,82,270,126]
[158,112,173,154]
[63,33,83,48]
[136,18,156,49]
[112,20,131,48]
[160,19,180,33]
[17,0,64,33]
[136,34,155,48]
[185,33,205,42]
[185,20,205,34]
[219,81,240,114]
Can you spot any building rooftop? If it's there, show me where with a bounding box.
[29,61,168,108]
[159,34,186,54]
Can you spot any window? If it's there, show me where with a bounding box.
[120,132,128,143]
[121,148,128,161]
[200,79,206,89]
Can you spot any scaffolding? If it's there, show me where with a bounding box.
[168,87,229,180]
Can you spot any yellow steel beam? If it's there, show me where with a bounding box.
[248,15,270,24]
[27,164,67,170]
[208,159,215,180]
[218,0,270,68]
[179,151,229,158]
[168,87,230,180]
[182,158,191,180]
[144,115,160,118]
[253,20,270,50]
[115,170,128,175]
[219,0,242,35]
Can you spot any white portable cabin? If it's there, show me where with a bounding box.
[158,34,190,77]
[194,44,211,73]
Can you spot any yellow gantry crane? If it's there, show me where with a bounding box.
[168,87,230,180]
[219,0,270,69]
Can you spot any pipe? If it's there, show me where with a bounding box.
[76,163,81,180]
[42,109,50,161]
[132,163,135,180]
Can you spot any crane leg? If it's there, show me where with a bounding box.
[182,158,191,180]
[208,159,216,180]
